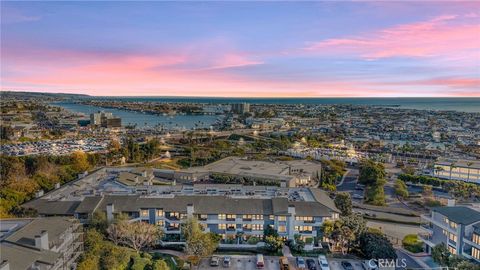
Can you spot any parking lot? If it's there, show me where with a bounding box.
[197,255,370,270]
[198,255,280,270]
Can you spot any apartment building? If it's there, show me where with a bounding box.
[420,206,480,263]
[0,217,83,270]
[74,188,339,244]
[433,159,480,183]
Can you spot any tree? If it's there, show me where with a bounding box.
[151,259,169,270]
[432,243,451,266]
[71,151,90,172]
[359,232,397,260]
[394,180,409,199]
[359,159,387,206]
[359,159,386,186]
[334,193,353,216]
[264,225,279,238]
[89,211,108,233]
[77,256,99,270]
[341,214,367,237]
[264,235,284,253]
[107,221,162,252]
[182,218,219,261]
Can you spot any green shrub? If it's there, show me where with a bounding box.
[402,234,423,253]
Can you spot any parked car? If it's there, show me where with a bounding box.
[279,257,290,270]
[318,255,330,270]
[296,257,306,269]
[223,256,231,267]
[341,261,354,270]
[306,258,317,270]
[210,256,220,267]
[256,254,265,269]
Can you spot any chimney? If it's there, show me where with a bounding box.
[106,203,114,222]
[35,190,44,198]
[288,205,296,215]
[447,199,456,207]
[187,204,194,218]
[35,230,49,250]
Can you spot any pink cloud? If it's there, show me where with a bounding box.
[305,15,480,59]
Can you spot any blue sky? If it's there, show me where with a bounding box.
[2,1,479,97]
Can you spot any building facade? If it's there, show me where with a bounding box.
[74,189,339,245]
[0,217,83,270]
[419,206,480,263]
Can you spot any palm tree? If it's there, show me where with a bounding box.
[449,162,457,180]
[466,162,474,182]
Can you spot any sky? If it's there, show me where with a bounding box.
[1,1,479,97]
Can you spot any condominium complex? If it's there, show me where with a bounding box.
[22,167,338,246]
[73,187,339,244]
[0,217,83,270]
[433,159,480,183]
[420,206,480,263]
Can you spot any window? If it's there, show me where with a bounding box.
[269,215,275,220]
[448,245,456,254]
[168,212,181,219]
[218,214,226,220]
[472,247,480,260]
[156,220,164,226]
[473,233,480,245]
[448,233,457,243]
[278,225,286,233]
[449,221,458,229]
[296,216,314,222]
[156,209,164,217]
[295,226,313,233]
[198,214,208,221]
[278,216,287,221]
[243,214,252,220]
[226,214,236,221]
[444,217,449,224]
[140,209,149,218]
[218,224,227,230]
[252,224,263,231]
[243,224,252,231]
[442,229,448,236]
[226,224,236,231]
[253,214,263,220]
[167,223,179,230]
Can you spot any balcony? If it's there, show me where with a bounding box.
[166,226,180,231]
[420,223,433,233]
[418,233,434,247]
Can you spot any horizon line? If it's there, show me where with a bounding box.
[1,90,479,99]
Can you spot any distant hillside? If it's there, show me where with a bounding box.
[0,91,91,100]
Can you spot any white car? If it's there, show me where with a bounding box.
[318,255,330,270]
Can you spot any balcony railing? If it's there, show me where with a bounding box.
[420,223,433,232]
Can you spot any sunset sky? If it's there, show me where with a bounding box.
[1,1,479,97]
